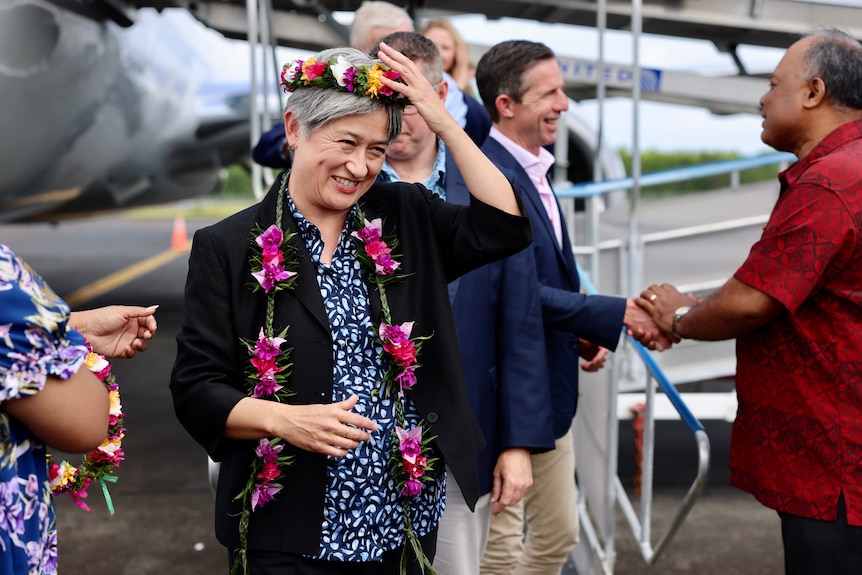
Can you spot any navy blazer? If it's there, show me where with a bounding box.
[251,121,291,169]
[170,175,532,554]
[382,153,554,496]
[462,93,491,147]
[482,136,626,439]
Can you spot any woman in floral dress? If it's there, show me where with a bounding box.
[0,244,157,574]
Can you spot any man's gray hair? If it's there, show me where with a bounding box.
[284,47,402,144]
[350,1,414,51]
[802,27,862,112]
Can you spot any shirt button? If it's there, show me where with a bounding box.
[426,412,439,424]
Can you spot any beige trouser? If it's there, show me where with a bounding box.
[480,428,579,575]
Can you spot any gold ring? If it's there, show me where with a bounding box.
[649,294,657,302]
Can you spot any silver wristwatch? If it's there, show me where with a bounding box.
[672,306,691,340]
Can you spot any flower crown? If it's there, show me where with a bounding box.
[280,56,407,106]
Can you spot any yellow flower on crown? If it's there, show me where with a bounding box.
[365,65,386,97]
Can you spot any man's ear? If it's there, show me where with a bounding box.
[437,79,449,104]
[804,77,827,109]
[495,94,516,119]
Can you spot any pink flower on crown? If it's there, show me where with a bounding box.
[343,67,358,92]
[378,70,400,97]
[301,58,326,82]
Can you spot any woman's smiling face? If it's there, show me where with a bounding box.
[285,108,390,222]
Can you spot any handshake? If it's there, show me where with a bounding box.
[622,283,699,352]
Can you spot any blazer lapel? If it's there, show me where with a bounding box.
[485,139,559,255]
[485,139,581,286]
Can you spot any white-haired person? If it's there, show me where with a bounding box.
[170,42,532,575]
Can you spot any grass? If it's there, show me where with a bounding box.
[123,197,256,220]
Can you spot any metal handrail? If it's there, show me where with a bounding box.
[577,265,710,569]
[623,339,710,564]
[556,151,795,198]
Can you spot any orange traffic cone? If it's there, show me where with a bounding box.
[171,214,189,251]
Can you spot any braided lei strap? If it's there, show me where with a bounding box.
[48,344,124,514]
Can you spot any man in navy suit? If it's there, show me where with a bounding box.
[476,40,669,575]
[372,32,555,575]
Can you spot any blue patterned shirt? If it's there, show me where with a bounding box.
[285,193,445,562]
[380,140,448,200]
[0,244,89,575]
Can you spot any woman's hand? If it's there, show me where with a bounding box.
[70,305,158,359]
[228,394,379,458]
[376,41,460,137]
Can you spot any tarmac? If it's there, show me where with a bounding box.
[3,195,786,575]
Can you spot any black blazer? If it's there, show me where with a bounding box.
[170,175,531,554]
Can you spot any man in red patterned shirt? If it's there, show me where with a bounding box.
[636,27,862,575]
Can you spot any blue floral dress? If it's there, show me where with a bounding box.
[0,244,89,574]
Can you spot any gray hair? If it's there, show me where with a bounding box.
[371,31,443,86]
[284,47,402,144]
[801,27,862,112]
[350,1,414,51]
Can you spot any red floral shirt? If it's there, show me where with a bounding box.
[731,120,862,525]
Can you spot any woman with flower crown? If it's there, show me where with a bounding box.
[0,243,158,574]
[170,41,531,575]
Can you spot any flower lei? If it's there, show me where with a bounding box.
[281,55,407,107]
[352,211,438,575]
[48,344,124,514]
[230,178,437,574]
[232,175,298,575]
